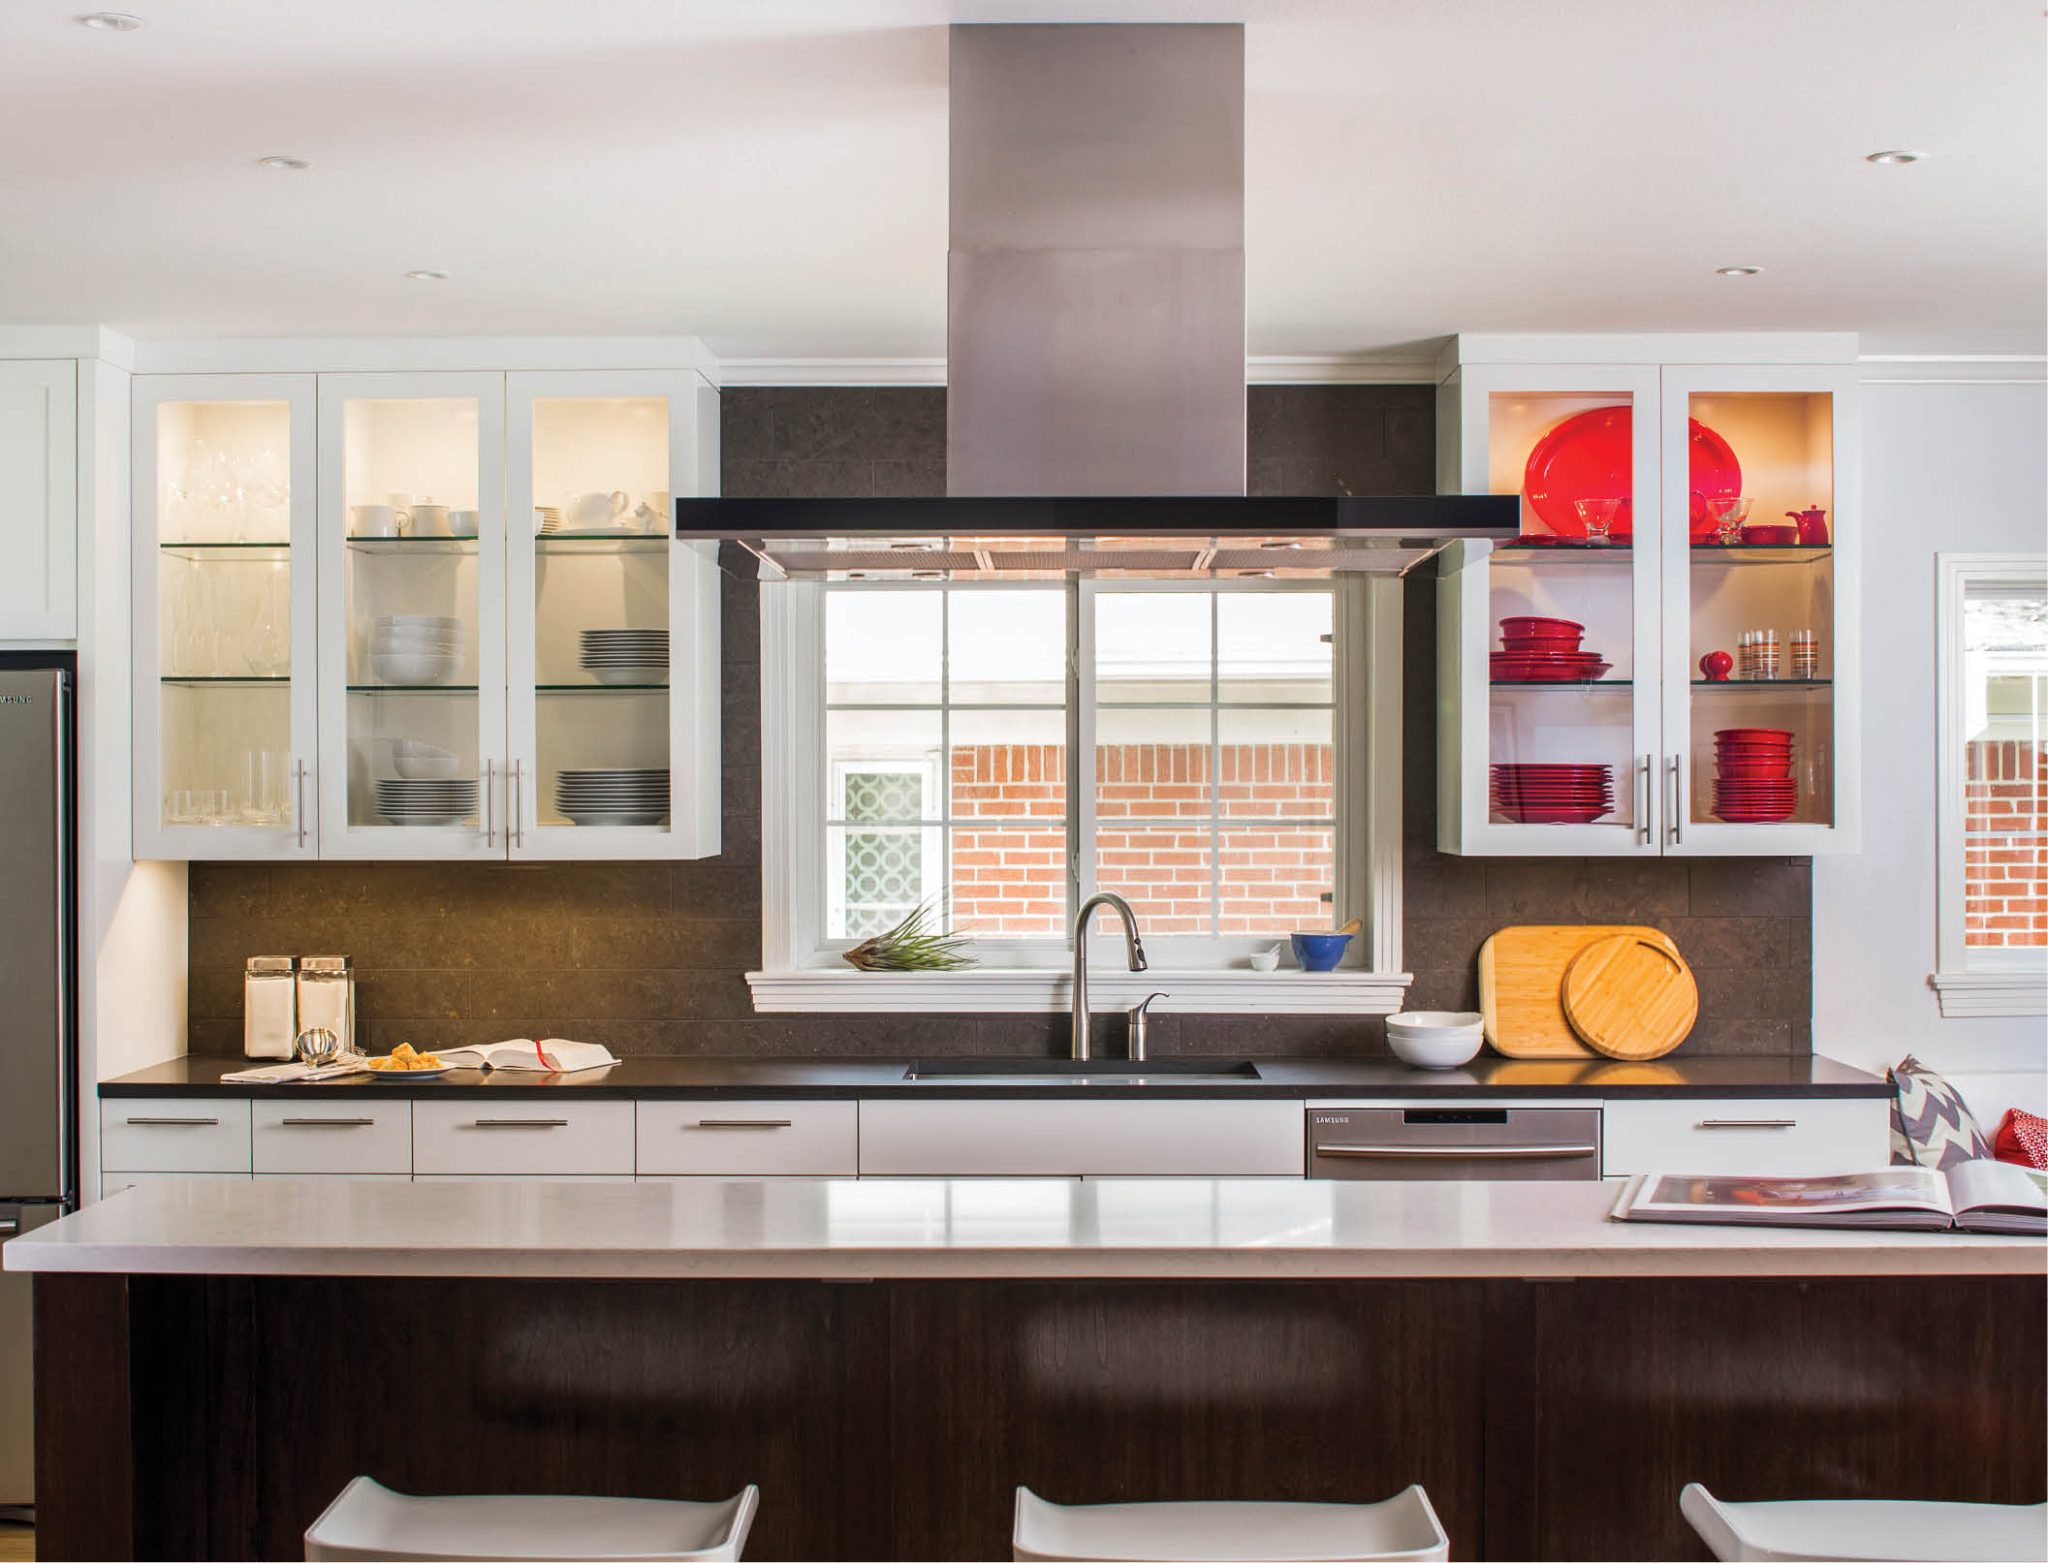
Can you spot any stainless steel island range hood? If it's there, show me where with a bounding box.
[682,23,1514,578]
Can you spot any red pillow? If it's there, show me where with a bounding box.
[1992,1108,2048,1170]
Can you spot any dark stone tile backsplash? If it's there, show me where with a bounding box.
[186,386,1810,1058]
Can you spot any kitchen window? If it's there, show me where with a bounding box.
[1932,554,2048,1017]
[753,571,1408,1013]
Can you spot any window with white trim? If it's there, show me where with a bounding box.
[756,572,1406,1012]
[1933,554,2047,1017]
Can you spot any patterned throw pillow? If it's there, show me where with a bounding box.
[1888,1056,1993,1169]
[1993,1108,2048,1170]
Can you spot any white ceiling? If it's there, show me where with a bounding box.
[0,0,2040,358]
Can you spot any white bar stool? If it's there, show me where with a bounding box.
[1681,1483,2047,1562]
[1011,1484,1449,1562]
[303,1476,759,1562]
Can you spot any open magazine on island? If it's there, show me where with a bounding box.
[433,1038,618,1074]
[1610,1162,2048,1236]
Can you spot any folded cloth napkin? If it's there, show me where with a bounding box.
[220,1057,370,1084]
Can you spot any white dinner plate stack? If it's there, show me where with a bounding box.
[579,628,669,686]
[374,776,478,827]
[554,768,669,826]
[370,615,462,686]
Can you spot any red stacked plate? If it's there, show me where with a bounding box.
[1491,762,1615,824]
[1713,728,1796,822]
[1494,616,1611,683]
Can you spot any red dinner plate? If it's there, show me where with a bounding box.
[1521,408,1740,540]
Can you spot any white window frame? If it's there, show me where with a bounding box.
[751,573,1410,1014]
[1931,552,2047,1018]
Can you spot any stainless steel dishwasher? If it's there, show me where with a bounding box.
[1306,1107,1602,1180]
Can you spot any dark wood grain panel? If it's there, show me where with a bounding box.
[1528,1277,2048,1561]
[31,1276,133,1563]
[887,1282,1486,1561]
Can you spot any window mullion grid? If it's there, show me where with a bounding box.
[1209,591,1222,939]
[1071,576,1096,945]
[939,588,952,934]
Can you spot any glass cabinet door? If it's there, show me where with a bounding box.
[317,373,506,859]
[1660,366,1857,854]
[505,371,720,859]
[1439,368,1662,855]
[133,374,319,859]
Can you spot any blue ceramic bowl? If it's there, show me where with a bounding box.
[1289,931,1353,972]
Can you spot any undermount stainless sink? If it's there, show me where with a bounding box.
[903,1058,1262,1084]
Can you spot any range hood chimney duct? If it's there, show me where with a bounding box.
[946,23,1248,497]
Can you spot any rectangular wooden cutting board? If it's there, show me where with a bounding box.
[1477,924,1681,1058]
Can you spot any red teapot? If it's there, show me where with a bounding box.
[1787,505,1829,545]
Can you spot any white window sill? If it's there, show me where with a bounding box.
[1930,970,2048,1018]
[746,967,1415,1015]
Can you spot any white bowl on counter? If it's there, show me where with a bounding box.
[1385,1010,1485,1070]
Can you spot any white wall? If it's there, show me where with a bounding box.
[1814,377,2048,1125]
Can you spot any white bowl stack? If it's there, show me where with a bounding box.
[554,768,670,826]
[392,739,460,780]
[1385,1010,1485,1070]
[374,776,478,827]
[579,628,669,686]
[370,615,462,686]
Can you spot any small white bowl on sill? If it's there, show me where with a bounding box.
[1385,1010,1485,1070]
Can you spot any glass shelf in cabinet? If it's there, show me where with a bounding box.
[1689,544,1832,562]
[535,682,670,693]
[344,683,482,694]
[160,675,292,686]
[1496,542,1634,557]
[1690,679,1832,690]
[1489,679,1633,689]
[534,533,669,553]
[158,540,293,557]
[344,536,479,554]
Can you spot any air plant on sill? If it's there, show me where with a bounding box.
[842,897,975,972]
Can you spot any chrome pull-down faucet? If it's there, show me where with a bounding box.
[1070,892,1147,1060]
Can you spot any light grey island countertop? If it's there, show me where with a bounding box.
[9,1176,2041,1281]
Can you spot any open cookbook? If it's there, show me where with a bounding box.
[428,1038,618,1073]
[1610,1162,2048,1236]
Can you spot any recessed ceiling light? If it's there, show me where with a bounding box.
[1715,265,1764,277]
[77,11,144,30]
[256,155,309,172]
[1864,149,1926,165]
[404,269,448,282]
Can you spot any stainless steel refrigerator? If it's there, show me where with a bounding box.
[0,662,76,1514]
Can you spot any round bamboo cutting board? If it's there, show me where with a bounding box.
[1560,933,1698,1060]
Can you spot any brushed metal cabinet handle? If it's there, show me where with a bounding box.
[0,1218,17,1235]
[280,1117,376,1127]
[1637,752,1653,847]
[124,1116,221,1127]
[472,1118,568,1129]
[1313,1142,1599,1160]
[510,760,524,848]
[294,758,309,848]
[1696,1119,1798,1130]
[694,1119,793,1130]
[1667,754,1684,846]
[483,759,496,848]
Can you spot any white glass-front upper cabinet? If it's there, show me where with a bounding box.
[505,371,720,859]
[1437,365,1664,856]
[316,373,508,860]
[1437,350,1858,857]
[1659,364,1858,855]
[133,375,320,859]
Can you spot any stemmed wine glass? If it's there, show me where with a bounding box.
[1710,496,1754,546]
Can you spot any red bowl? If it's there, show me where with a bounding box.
[1740,524,1800,546]
[1717,762,1794,780]
[1716,728,1794,741]
[1714,808,1797,822]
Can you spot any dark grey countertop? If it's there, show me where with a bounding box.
[99,1053,1892,1100]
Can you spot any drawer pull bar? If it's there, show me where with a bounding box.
[123,1116,220,1127]
[695,1119,793,1130]
[1314,1142,1598,1160]
[472,1118,569,1129]
[1696,1119,1797,1130]
[0,1218,17,1235]
[280,1117,376,1128]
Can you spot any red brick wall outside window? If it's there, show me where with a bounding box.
[1964,738,2048,947]
[950,742,1334,937]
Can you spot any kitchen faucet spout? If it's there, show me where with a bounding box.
[1071,892,1147,1061]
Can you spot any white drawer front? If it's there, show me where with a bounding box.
[1603,1097,1891,1177]
[412,1100,634,1177]
[637,1101,857,1176]
[101,1171,250,1198]
[858,1099,1305,1177]
[100,1098,252,1173]
[254,1100,412,1175]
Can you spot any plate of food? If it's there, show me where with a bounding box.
[363,1043,455,1079]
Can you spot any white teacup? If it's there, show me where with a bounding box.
[409,503,451,537]
[447,509,479,538]
[350,504,405,538]
[566,490,629,530]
